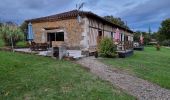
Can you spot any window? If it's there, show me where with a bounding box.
[56,32,64,41]
[111,32,113,37]
[47,32,64,42]
[47,33,55,41]
[111,32,114,39]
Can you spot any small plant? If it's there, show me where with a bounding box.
[155,44,160,51]
[98,37,116,57]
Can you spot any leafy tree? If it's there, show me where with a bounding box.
[134,31,151,45]
[151,32,157,39]
[104,16,129,29]
[5,21,17,26]
[158,18,170,41]
[161,39,170,46]
[20,22,28,40]
[133,31,141,42]
[20,21,28,33]
[148,26,152,36]
[0,25,24,46]
[0,22,2,27]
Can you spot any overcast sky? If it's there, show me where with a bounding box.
[0,0,169,32]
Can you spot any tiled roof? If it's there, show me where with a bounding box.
[26,10,133,33]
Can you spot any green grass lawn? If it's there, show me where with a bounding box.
[101,47,170,89]
[0,51,134,100]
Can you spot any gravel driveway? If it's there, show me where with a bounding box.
[76,57,170,100]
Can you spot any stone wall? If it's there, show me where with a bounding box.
[31,18,84,49]
[31,17,133,51]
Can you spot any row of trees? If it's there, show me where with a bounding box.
[104,16,170,46]
[104,16,129,29]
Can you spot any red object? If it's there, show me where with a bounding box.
[114,28,120,42]
[140,34,144,44]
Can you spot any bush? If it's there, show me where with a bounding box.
[161,39,170,46]
[0,25,24,46]
[16,41,28,48]
[98,37,116,57]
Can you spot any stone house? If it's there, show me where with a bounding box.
[26,10,134,52]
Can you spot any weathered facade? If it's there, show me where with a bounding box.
[26,10,134,52]
[30,18,84,49]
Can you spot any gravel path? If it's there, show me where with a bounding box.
[76,57,170,100]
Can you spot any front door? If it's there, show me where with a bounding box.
[47,33,55,47]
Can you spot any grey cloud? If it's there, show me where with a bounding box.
[120,0,170,31]
[0,0,75,23]
[123,1,135,7]
[0,0,169,32]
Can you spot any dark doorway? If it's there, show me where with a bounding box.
[111,32,113,39]
[98,30,102,37]
[47,32,64,47]
[97,30,102,46]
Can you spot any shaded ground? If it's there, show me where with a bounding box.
[101,47,170,89]
[77,57,170,100]
[0,51,134,100]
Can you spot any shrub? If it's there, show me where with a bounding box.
[0,25,24,46]
[16,41,28,48]
[98,37,116,57]
[161,39,170,46]
[155,44,161,51]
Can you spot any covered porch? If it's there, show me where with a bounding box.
[114,31,134,58]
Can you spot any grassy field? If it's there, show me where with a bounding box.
[101,47,170,89]
[0,51,134,100]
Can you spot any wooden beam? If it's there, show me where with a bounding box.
[89,25,113,33]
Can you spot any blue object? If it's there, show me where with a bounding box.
[27,22,34,41]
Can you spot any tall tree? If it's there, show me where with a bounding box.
[0,25,24,46]
[20,21,28,33]
[158,18,170,41]
[0,20,3,27]
[0,23,2,27]
[20,22,28,41]
[148,26,152,35]
[104,16,129,29]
